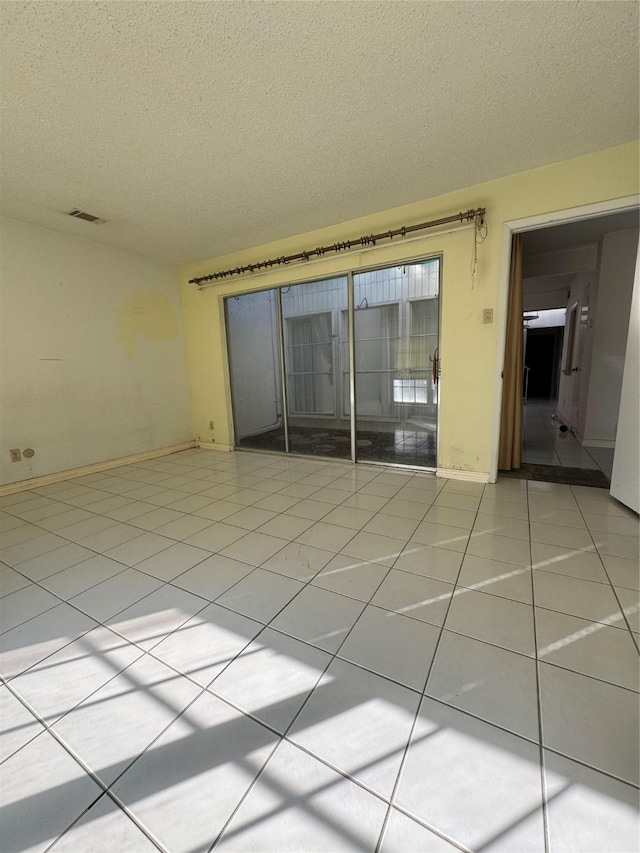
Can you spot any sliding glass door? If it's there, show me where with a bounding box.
[225,257,440,468]
[281,277,351,458]
[353,260,439,467]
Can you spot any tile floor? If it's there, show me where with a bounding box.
[523,399,615,475]
[1,448,638,852]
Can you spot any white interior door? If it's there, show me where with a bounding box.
[610,247,640,512]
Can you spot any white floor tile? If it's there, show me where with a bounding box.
[215,568,303,623]
[0,603,98,679]
[534,570,624,624]
[321,505,377,531]
[49,794,158,852]
[600,554,640,591]
[530,522,595,552]
[256,514,316,540]
[593,531,640,561]
[112,690,278,853]
[467,531,532,566]
[52,654,201,786]
[380,498,430,520]
[104,531,174,566]
[531,542,610,583]
[261,542,334,581]
[151,602,262,686]
[134,542,211,581]
[271,585,365,652]
[1,730,102,853]
[220,531,290,566]
[223,506,279,530]
[69,569,162,623]
[0,564,31,597]
[380,808,460,852]
[423,504,476,530]
[536,608,639,690]
[210,627,330,733]
[127,506,184,531]
[341,531,406,566]
[184,522,247,553]
[106,584,208,650]
[426,631,539,740]
[473,513,531,541]
[339,604,439,690]
[216,739,388,853]
[393,542,463,583]
[411,521,470,553]
[10,626,143,724]
[172,554,255,601]
[394,698,545,852]
[151,515,214,541]
[78,524,149,554]
[371,570,454,627]
[446,588,536,655]
[457,554,533,603]
[296,521,357,552]
[301,546,385,600]
[0,584,61,634]
[544,750,640,853]
[0,533,69,567]
[11,543,95,582]
[40,555,126,599]
[539,663,639,785]
[0,685,44,762]
[290,657,420,798]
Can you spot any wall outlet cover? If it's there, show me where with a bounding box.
[10,449,22,462]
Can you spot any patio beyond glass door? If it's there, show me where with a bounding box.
[352,260,439,466]
[225,258,439,469]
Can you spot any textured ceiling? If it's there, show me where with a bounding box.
[1,1,638,264]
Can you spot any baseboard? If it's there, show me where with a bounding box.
[436,468,491,484]
[195,441,234,452]
[582,439,616,449]
[0,440,196,496]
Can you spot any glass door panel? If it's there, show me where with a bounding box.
[281,277,350,458]
[225,290,285,452]
[353,260,439,467]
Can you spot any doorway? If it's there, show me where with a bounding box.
[500,206,639,486]
[224,258,440,469]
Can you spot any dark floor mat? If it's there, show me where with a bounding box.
[500,463,610,488]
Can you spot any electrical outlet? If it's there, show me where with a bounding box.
[209,420,215,430]
[483,308,494,324]
[10,449,21,462]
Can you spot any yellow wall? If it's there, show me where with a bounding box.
[180,142,639,476]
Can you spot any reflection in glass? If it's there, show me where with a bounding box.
[225,290,285,452]
[282,278,350,458]
[352,261,439,467]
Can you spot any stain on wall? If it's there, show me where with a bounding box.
[115,290,179,357]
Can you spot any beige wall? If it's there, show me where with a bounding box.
[0,217,192,484]
[180,142,639,478]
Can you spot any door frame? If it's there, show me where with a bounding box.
[490,194,640,483]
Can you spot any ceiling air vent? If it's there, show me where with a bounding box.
[67,209,107,224]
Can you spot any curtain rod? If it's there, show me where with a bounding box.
[189,207,486,285]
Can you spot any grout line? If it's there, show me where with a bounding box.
[374,481,487,853]
[569,485,640,655]
[526,479,552,853]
